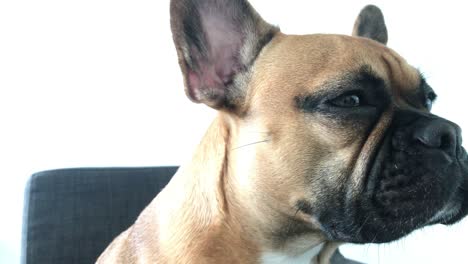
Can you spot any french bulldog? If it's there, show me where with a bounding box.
[97,1,468,263]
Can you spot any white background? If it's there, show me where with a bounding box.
[1,0,467,263]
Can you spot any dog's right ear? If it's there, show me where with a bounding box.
[170,0,278,109]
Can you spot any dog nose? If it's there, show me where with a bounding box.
[413,118,461,154]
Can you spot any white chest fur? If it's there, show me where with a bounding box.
[260,243,324,264]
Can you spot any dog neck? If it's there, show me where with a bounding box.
[155,114,257,262]
[156,114,335,263]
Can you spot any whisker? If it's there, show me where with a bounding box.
[355,215,370,235]
[284,207,302,238]
[232,139,270,150]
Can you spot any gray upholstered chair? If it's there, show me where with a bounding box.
[21,166,178,264]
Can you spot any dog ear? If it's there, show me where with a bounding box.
[352,5,388,45]
[170,0,278,109]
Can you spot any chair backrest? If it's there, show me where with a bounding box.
[21,166,178,264]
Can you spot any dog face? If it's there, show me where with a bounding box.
[170,0,468,245]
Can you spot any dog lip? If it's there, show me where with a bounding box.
[427,201,462,225]
[364,128,393,193]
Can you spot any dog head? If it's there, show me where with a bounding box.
[170,0,468,246]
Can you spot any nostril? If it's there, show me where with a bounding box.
[414,135,428,146]
[413,125,458,151]
[440,134,453,150]
[414,132,442,148]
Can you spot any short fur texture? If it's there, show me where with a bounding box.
[97,1,468,263]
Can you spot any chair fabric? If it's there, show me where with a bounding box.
[21,166,178,264]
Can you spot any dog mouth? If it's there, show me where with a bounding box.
[372,145,456,214]
[438,147,468,225]
[349,126,468,243]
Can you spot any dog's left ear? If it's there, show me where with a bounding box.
[170,0,279,109]
[352,5,388,45]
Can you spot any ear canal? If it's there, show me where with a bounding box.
[170,0,279,109]
[352,5,388,45]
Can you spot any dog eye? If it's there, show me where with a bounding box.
[425,98,433,111]
[424,91,436,111]
[330,94,361,108]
